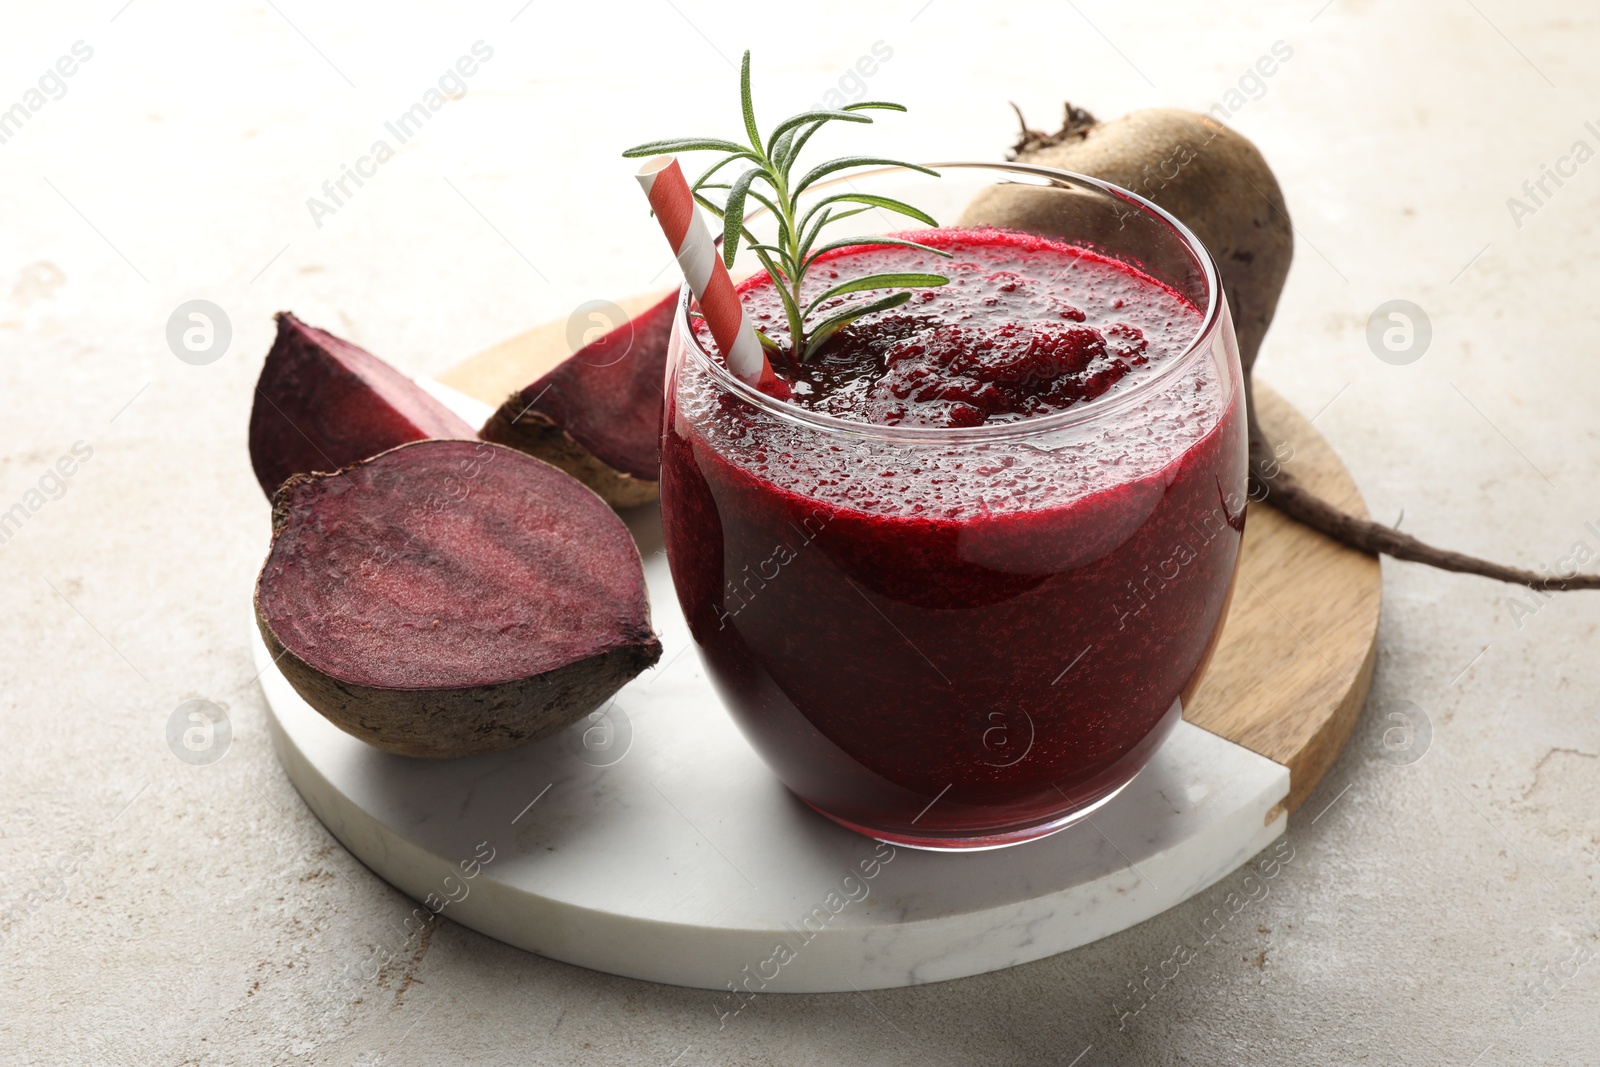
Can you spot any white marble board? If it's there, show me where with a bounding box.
[251,379,1291,992]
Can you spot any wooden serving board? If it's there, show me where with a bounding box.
[439,309,1381,817]
[259,307,1375,991]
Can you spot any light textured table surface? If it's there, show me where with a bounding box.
[4,2,1599,1064]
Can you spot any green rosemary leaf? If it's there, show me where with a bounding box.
[691,191,726,218]
[692,154,750,191]
[765,109,871,157]
[752,246,792,284]
[755,329,783,354]
[778,119,828,172]
[793,156,939,195]
[770,128,796,170]
[821,206,872,226]
[743,188,790,247]
[804,234,955,268]
[632,56,944,361]
[797,208,832,265]
[802,292,912,361]
[755,246,806,336]
[739,52,762,153]
[623,138,752,158]
[693,192,768,260]
[749,243,796,277]
[722,168,762,267]
[804,272,948,316]
[799,193,938,231]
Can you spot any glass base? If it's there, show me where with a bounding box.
[797,697,1185,852]
[802,775,1136,852]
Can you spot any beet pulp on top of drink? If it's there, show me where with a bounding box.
[662,226,1248,848]
[736,228,1191,427]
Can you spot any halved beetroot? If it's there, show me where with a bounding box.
[254,439,662,758]
[480,292,676,509]
[249,312,476,498]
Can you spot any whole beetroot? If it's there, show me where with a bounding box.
[960,103,1597,593]
[965,105,1291,375]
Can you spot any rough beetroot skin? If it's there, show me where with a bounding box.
[480,292,676,509]
[248,312,476,498]
[254,439,662,758]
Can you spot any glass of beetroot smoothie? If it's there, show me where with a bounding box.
[660,163,1248,850]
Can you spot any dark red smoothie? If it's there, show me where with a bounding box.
[661,228,1246,847]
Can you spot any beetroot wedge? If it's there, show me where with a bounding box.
[480,292,676,509]
[254,439,662,758]
[249,312,476,498]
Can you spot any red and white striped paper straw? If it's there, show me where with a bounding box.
[636,155,779,391]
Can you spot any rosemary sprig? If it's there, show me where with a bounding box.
[623,51,951,362]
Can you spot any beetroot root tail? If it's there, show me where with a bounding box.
[1245,379,1600,593]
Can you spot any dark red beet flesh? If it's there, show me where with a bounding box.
[480,292,676,507]
[249,312,476,498]
[255,439,662,757]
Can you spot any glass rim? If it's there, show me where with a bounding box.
[673,160,1226,445]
